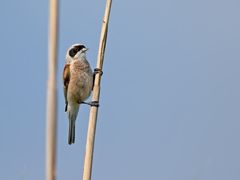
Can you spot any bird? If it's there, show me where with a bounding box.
[63,43,93,145]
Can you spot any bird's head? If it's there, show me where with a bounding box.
[66,43,88,63]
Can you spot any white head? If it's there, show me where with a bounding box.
[66,43,88,63]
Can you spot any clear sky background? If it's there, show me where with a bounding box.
[0,0,240,179]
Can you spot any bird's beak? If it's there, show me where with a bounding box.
[82,48,88,52]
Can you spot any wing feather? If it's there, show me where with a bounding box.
[63,64,70,112]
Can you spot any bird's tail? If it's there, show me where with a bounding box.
[67,103,80,145]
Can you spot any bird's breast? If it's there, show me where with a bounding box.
[67,60,93,103]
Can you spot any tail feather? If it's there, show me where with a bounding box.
[68,117,75,144]
[67,103,79,145]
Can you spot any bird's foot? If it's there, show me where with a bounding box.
[92,68,103,90]
[81,101,100,107]
[94,68,103,76]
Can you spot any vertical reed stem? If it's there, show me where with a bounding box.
[82,0,112,179]
[46,0,58,179]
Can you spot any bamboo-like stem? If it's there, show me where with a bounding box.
[82,0,112,180]
[46,0,58,180]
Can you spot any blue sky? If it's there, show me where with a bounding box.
[0,0,240,179]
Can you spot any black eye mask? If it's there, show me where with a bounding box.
[69,48,77,57]
[69,45,86,58]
